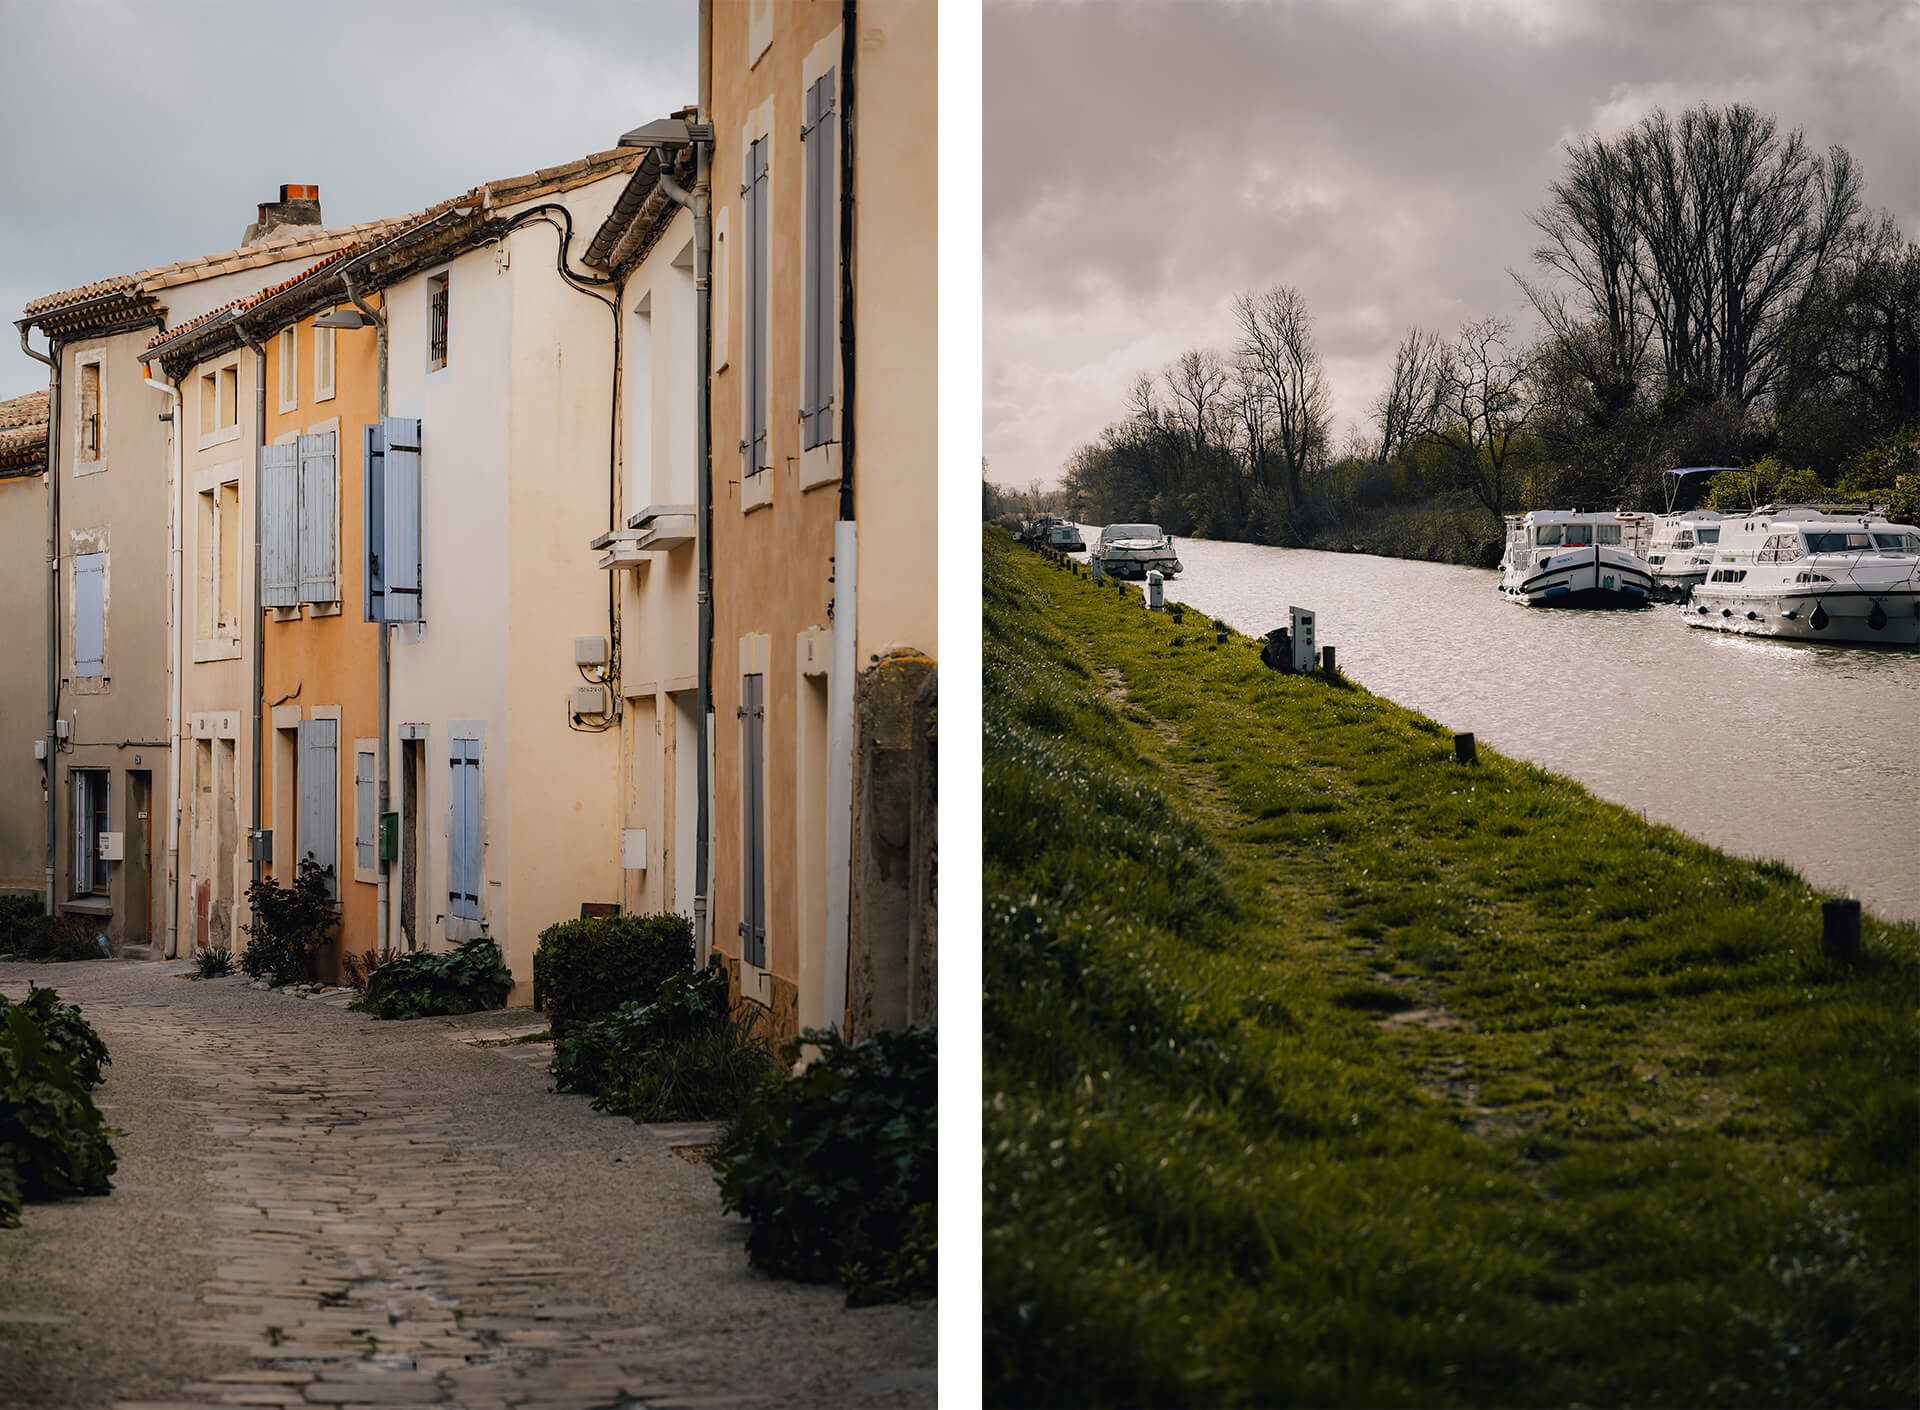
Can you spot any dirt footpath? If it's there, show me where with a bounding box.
[0,958,936,1410]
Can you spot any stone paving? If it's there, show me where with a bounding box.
[0,959,937,1410]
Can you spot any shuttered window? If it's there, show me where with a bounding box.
[353,744,377,875]
[801,70,837,451]
[738,673,766,968]
[73,552,105,677]
[298,431,338,603]
[73,769,108,896]
[297,717,338,896]
[363,423,386,622]
[448,738,481,920]
[381,417,422,622]
[741,135,769,477]
[260,442,300,608]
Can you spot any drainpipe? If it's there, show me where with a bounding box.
[234,324,269,894]
[140,366,184,956]
[17,322,58,917]
[821,0,859,1032]
[344,275,389,956]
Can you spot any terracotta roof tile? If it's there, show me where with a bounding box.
[0,389,50,473]
[0,389,50,430]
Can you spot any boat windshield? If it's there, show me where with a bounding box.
[1535,526,1563,545]
[1697,527,1720,544]
[1872,532,1920,552]
[1108,524,1162,540]
[1804,531,1874,553]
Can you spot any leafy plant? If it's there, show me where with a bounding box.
[532,911,694,1035]
[712,1024,937,1306]
[191,946,234,979]
[353,936,512,1020]
[0,898,107,962]
[342,945,399,995]
[553,959,778,1121]
[0,987,111,1088]
[240,859,340,986]
[0,989,117,1227]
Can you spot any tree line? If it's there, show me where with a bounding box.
[996,103,1918,565]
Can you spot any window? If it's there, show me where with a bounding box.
[801,68,838,451]
[73,551,105,678]
[72,769,109,897]
[362,418,421,622]
[1805,531,1872,554]
[199,360,240,446]
[353,741,377,882]
[313,323,335,402]
[740,134,769,478]
[297,717,338,896]
[427,273,449,371]
[77,358,103,463]
[448,737,481,924]
[260,432,339,607]
[738,672,767,969]
[277,327,298,413]
[1698,527,1721,544]
[196,481,240,639]
[1595,524,1622,545]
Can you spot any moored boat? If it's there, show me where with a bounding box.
[1045,522,1086,552]
[1686,507,1920,646]
[1499,510,1654,606]
[1093,522,1182,579]
[1644,510,1725,599]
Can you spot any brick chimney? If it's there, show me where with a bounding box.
[243,184,324,247]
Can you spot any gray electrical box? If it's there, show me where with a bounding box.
[249,829,273,863]
[574,635,609,667]
[1290,606,1316,673]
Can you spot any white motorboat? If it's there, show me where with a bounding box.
[1643,510,1725,598]
[1498,510,1654,606]
[1093,523,1182,579]
[1686,507,1920,646]
[1044,523,1086,552]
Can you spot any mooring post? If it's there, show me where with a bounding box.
[1216,631,1229,645]
[1454,732,1477,765]
[1170,606,1184,624]
[1321,645,1336,674]
[1822,898,1862,965]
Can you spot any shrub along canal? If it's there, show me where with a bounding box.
[985,528,1917,1408]
[1075,527,1920,925]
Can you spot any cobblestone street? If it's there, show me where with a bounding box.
[0,959,936,1410]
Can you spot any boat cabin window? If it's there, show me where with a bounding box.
[1108,524,1161,540]
[1804,530,1872,553]
[1709,569,1748,583]
[1534,525,1563,546]
[1871,532,1919,552]
[1794,572,1834,583]
[1757,534,1805,563]
[1696,527,1720,544]
[1674,533,1693,548]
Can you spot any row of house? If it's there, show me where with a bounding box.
[2,0,936,1044]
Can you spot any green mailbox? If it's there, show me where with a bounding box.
[378,811,399,862]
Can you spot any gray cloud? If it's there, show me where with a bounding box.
[985,0,1920,487]
[0,0,694,396]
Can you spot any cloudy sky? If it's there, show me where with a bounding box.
[0,0,694,398]
[985,0,1920,489]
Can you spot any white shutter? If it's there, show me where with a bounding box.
[298,431,337,603]
[383,417,421,622]
[73,552,105,677]
[260,442,300,608]
[354,745,376,873]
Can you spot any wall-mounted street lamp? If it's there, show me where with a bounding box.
[617,116,715,150]
[313,307,378,330]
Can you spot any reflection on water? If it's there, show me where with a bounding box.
[1117,532,1920,924]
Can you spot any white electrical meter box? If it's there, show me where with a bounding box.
[574,636,609,667]
[97,831,124,861]
[621,828,649,870]
[572,684,611,716]
[1290,606,1316,673]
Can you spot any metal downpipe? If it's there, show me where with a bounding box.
[236,326,268,891]
[345,275,390,956]
[17,322,58,917]
[690,137,715,967]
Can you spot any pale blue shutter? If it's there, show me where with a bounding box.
[260,442,300,608]
[73,772,92,894]
[362,423,385,622]
[354,746,376,873]
[298,431,337,603]
[738,674,765,967]
[742,137,769,477]
[802,71,836,450]
[298,718,338,895]
[73,552,104,677]
[383,417,421,622]
[448,739,479,919]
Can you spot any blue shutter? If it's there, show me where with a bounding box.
[354,746,376,873]
[739,673,766,967]
[363,423,386,622]
[383,417,421,622]
[448,738,479,919]
[298,718,338,896]
[741,137,769,478]
[298,431,337,603]
[260,442,300,608]
[73,552,104,677]
[803,71,836,450]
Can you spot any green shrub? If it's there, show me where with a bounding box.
[0,987,111,1088]
[353,936,512,1020]
[0,990,116,1227]
[712,1025,937,1305]
[0,899,107,962]
[240,859,340,986]
[553,959,778,1120]
[191,946,234,979]
[0,893,42,948]
[532,911,694,1035]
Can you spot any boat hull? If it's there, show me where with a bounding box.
[1502,547,1653,607]
[1685,586,1920,646]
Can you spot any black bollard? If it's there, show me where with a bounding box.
[1454,732,1477,765]
[1216,631,1229,645]
[1321,645,1336,674]
[1822,899,1862,965]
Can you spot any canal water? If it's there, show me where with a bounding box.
[1086,531,1920,925]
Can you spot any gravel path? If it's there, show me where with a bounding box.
[0,958,936,1410]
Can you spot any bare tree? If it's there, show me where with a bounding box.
[1371,326,1447,462]
[1435,318,1536,525]
[1233,286,1332,522]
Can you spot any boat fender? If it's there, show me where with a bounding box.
[1721,608,1732,617]
[1745,610,1758,620]
[1697,604,1708,614]
[1810,603,1829,631]
[1866,601,1887,631]
[1781,608,1798,620]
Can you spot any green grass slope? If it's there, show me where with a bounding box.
[983,527,1918,1408]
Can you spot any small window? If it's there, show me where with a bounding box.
[1697,527,1720,544]
[427,274,449,372]
[78,360,103,461]
[1675,533,1694,548]
[1535,525,1563,546]
[72,769,109,897]
[219,367,238,428]
[313,323,335,402]
[1595,524,1622,545]
[278,327,298,412]
[200,372,219,434]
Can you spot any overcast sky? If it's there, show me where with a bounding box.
[0,0,694,398]
[985,0,1920,490]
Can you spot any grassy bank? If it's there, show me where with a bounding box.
[983,527,1917,1408]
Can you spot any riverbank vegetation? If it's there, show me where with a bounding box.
[983,528,1918,1406]
[988,102,1918,566]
